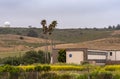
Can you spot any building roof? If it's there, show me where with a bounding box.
[53,48,87,51]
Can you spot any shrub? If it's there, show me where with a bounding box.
[34,65,42,72]
[22,50,38,64]
[104,65,120,71]
[42,65,51,71]
[27,29,38,37]
[26,67,34,72]
[19,36,24,40]
[1,65,20,78]
[2,57,20,66]
[51,65,84,71]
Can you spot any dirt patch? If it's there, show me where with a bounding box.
[111,30,120,36]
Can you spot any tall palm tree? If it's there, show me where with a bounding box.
[48,20,57,64]
[41,20,57,64]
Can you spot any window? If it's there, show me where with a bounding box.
[69,54,72,58]
[110,52,112,56]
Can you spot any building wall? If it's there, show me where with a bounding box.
[107,51,120,61]
[53,49,120,65]
[87,50,107,65]
[52,49,59,64]
[66,51,84,64]
[88,55,106,59]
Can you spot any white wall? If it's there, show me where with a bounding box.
[108,51,120,61]
[66,51,84,64]
[88,55,106,59]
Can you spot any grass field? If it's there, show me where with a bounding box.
[0,51,27,58]
[0,28,119,58]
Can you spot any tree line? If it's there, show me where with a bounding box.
[108,24,120,30]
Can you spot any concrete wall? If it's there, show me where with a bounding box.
[53,49,120,65]
[88,55,106,59]
[52,49,59,64]
[87,50,107,65]
[66,51,84,64]
[107,51,120,61]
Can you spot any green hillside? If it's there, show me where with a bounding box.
[0,27,113,43]
[0,27,119,58]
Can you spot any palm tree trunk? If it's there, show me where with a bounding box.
[50,35,53,64]
[45,34,48,63]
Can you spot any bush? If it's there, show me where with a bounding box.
[42,65,51,71]
[22,50,50,65]
[1,65,20,76]
[104,65,120,71]
[34,65,42,72]
[51,65,84,71]
[19,36,24,40]
[27,29,38,37]
[22,50,38,64]
[2,57,20,66]
[26,67,34,72]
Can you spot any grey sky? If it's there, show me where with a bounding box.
[0,0,120,28]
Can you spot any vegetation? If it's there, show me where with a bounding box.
[41,19,57,35]
[0,27,119,53]
[0,23,120,78]
[27,29,39,37]
[0,27,114,43]
[0,50,50,65]
[0,64,120,79]
[58,49,66,63]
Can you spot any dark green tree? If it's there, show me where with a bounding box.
[27,29,38,37]
[22,50,38,64]
[108,25,113,29]
[21,50,50,64]
[57,49,66,63]
[116,24,120,30]
[37,50,46,63]
[1,57,20,66]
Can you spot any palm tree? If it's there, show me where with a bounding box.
[48,21,57,64]
[48,21,57,35]
[41,20,47,34]
[41,20,57,64]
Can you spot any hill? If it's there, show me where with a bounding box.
[36,30,120,51]
[0,27,113,43]
[0,34,60,52]
[55,37,120,50]
[0,27,120,52]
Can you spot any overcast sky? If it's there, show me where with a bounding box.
[0,0,120,28]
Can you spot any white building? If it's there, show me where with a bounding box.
[52,48,120,65]
[107,50,120,61]
[66,48,87,64]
